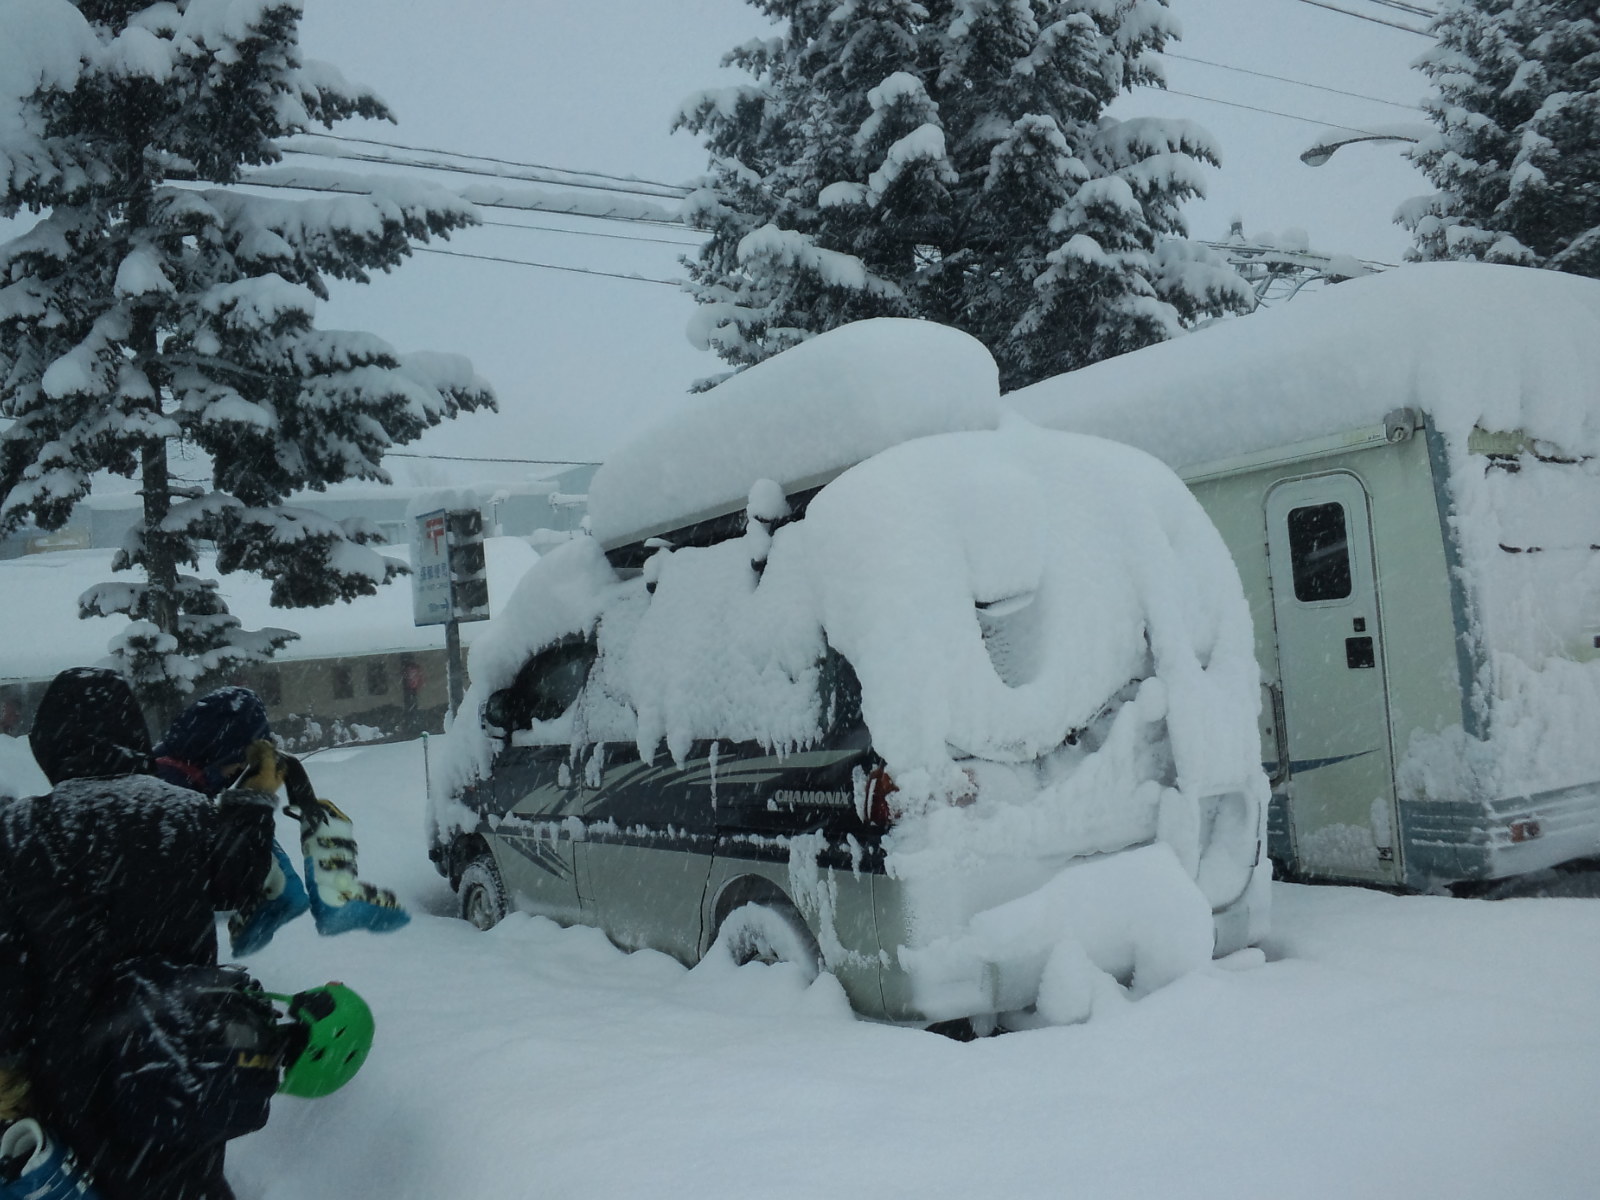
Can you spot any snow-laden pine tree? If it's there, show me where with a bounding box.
[0,0,494,720]
[1400,0,1600,274]
[675,0,1250,391]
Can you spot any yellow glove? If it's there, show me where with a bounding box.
[0,1063,31,1120]
[236,739,286,795]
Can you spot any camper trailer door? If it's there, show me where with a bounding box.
[1266,473,1401,885]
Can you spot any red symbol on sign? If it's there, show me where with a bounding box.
[425,515,446,555]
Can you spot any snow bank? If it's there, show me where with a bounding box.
[586,318,1001,548]
[898,844,1216,1022]
[215,737,1600,1200]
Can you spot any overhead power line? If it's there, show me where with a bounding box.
[1363,0,1438,18]
[411,244,682,287]
[387,452,599,466]
[1165,52,1423,111]
[238,167,687,229]
[1159,88,1393,134]
[296,131,690,196]
[280,140,689,203]
[480,217,702,248]
[1288,0,1431,35]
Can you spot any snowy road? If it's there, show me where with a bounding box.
[6,736,1593,1197]
[205,739,1599,1199]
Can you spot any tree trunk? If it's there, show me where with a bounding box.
[139,433,181,731]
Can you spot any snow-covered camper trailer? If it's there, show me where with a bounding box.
[430,319,1270,1029]
[1010,263,1600,892]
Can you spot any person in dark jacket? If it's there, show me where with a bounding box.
[0,670,282,1200]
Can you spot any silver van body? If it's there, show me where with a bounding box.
[429,321,1270,1026]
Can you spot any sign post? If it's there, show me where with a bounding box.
[412,507,491,717]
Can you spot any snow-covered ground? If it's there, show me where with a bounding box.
[2,735,1595,1196]
[14,737,1593,1198]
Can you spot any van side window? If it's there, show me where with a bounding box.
[1286,502,1352,602]
[512,639,596,725]
[818,646,865,742]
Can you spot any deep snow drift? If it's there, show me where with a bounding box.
[8,738,1587,1200]
[1,737,1593,1199]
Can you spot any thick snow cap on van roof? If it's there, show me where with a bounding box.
[1007,263,1600,465]
[587,318,1001,550]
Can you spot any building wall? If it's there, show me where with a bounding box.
[1,646,463,752]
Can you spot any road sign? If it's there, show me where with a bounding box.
[412,508,452,627]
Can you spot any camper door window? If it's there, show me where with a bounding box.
[1287,503,1353,602]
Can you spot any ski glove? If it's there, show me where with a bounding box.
[0,1062,30,1121]
[280,753,317,815]
[236,739,286,796]
[277,755,408,935]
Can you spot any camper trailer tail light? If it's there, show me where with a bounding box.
[1509,819,1542,844]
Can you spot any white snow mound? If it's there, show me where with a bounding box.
[586,318,1001,548]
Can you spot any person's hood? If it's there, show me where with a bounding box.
[154,687,270,796]
[29,668,153,786]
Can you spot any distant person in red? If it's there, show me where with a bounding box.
[401,657,424,731]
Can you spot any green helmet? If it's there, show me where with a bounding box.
[268,983,375,1098]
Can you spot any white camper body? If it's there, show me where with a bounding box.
[1010,263,1600,890]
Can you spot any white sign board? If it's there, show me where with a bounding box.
[412,508,452,627]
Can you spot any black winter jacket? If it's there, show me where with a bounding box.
[0,774,274,1194]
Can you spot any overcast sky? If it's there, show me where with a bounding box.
[292,0,1433,472]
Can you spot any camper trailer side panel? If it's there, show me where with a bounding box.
[1185,433,1468,885]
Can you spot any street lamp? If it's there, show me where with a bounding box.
[1300,123,1429,166]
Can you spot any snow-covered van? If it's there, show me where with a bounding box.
[428,319,1269,1030]
[1010,262,1600,892]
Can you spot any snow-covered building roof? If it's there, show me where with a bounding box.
[0,538,539,681]
[1007,263,1600,467]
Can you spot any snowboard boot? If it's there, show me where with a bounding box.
[228,841,311,957]
[297,796,410,937]
[0,1119,103,1200]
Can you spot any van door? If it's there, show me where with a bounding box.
[480,638,596,926]
[487,743,584,925]
[1265,473,1401,885]
[573,740,715,963]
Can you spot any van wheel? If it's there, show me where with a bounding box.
[713,901,823,983]
[458,855,507,931]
